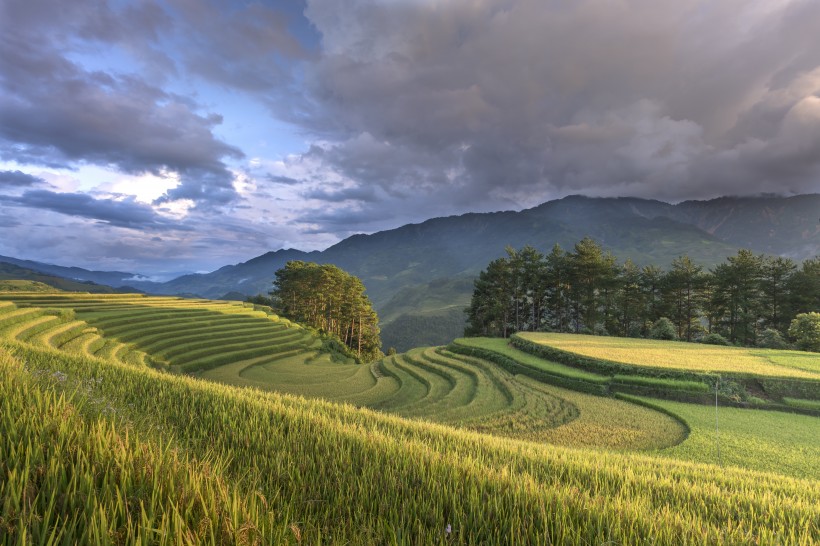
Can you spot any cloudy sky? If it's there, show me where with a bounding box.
[1,0,819,277]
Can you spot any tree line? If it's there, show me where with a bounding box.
[265,261,382,362]
[465,237,819,348]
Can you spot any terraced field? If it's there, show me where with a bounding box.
[0,299,148,367]
[5,339,818,544]
[3,290,817,474]
[517,331,820,379]
[0,292,321,375]
[0,291,685,450]
[2,287,820,545]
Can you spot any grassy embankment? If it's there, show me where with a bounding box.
[2,333,819,544]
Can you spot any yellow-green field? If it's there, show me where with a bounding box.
[3,339,819,544]
[2,289,820,543]
[517,331,820,378]
[0,294,686,450]
[646,397,820,478]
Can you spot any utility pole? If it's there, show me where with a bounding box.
[715,377,722,467]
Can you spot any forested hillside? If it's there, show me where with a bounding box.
[466,238,819,347]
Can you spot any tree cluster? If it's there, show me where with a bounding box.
[465,237,820,349]
[270,261,382,362]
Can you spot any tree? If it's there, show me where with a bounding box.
[650,317,677,340]
[664,255,704,342]
[543,244,571,332]
[787,257,820,317]
[270,261,382,362]
[465,257,513,337]
[518,245,546,332]
[709,250,764,345]
[758,328,788,349]
[616,259,643,337]
[568,237,616,333]
[464,238,818,348]
[760,256,796,333]
[788,312,820,352]
[640,264,666,336]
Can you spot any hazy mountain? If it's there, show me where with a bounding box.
[2,194,817,350]
[0,262,140,294]
[0,255,157,288]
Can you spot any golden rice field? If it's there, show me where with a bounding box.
[1,288,819,543]
[0,294,684,450]
[517,331,820,378]
[2,339,819,544]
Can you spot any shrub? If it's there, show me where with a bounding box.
[758,328,788,350]
[650,318,677,340]
[788,312,820,352]
[701,333,730,346]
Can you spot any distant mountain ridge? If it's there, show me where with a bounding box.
[2,194,818,349]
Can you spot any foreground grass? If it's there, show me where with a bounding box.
[518,332,820,378]
[639,397,820,480]
[2,340,819,544]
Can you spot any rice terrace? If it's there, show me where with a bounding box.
[3,1,820,543]
[0,283,818,544]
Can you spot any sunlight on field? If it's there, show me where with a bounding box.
[519,332,820,378]
[3,340,819,544]
[647,397,820,480]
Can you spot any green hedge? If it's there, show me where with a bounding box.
[759,378,820,401]
[611,374,711,393]
[510,334,820,402]
[446,342,608,396]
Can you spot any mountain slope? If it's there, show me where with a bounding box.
[0,262,139,293]
[3,194,818,350]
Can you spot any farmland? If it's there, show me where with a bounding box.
[0,293,685,449]
[1,289,819,543]
[644,397,820,479]
[3,335,819,544]
[516,332,820,378]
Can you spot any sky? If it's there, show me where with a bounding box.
[1,0,820,278]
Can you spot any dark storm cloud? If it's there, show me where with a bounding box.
[2,190,186,230]
[302,184,379,203]
[171,1,312,93]
[293,0,820,234]
[0,0,243,208]
[266,174,303,186]
[0,170,45,188]
[299,205,394,232]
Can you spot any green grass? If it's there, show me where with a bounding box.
[627,396,820,480]
[612,374,712,393]
[782,397,820,411]
[518,332,820,378]
[3,340,818,544]
[452,337,609,382]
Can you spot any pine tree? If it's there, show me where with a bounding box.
[664,255,704,342]
[270,261,382,362]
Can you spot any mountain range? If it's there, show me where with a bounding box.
[2,194,818,350]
